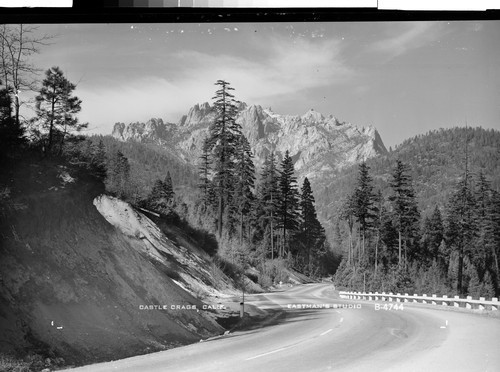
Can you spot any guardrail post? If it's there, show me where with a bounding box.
[422,294,428,304]
[404,293,409,303]
[492,298,498,311]
[466,296,472,309]
[381,292,386,301]
[368,292,373,301]
[413,294,418,303]
[442,295,448,306]
[431,294,437,305]
[454,296,460,307]
[375,292,379,301]
[396,293,401,302]
[389,292,393,302]
[479,297,485,311]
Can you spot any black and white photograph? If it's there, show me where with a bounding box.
[1,7,500,372]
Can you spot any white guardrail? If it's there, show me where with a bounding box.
[339,291,499,311]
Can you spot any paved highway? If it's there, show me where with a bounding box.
[66,283,500,372]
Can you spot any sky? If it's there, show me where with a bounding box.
[23,21,500,148]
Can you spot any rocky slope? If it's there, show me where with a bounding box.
[111,102,388,183]
[0,158,232,367]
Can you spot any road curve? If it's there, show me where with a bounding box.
[64,283,500,372]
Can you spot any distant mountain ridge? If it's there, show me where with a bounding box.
[111,102,388,183]
[313,126,500,225]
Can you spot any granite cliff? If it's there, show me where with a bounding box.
[111,102,388,182]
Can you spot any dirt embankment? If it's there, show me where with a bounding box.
[0,158,223,367]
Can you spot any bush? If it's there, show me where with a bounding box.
[0,354,31,372]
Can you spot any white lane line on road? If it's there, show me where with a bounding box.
[340,317,344,323]
[320,329,333,336]
[245,347,288,361]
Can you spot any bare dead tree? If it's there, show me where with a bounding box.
[0,24,53,127]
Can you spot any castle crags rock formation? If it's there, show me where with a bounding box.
[111,102,388,182]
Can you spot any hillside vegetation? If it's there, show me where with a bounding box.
[317,127,500,298]
[316,127,500,222]
[0,155,226,368]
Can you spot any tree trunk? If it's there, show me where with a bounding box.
[362,231,365,258]
[358,228,361,264]
[493,246,499,278]
[348,224,352,266]
[282,227,286,259]
[48,90,56,151]
[398,230,402,267]
[270,215,274,260]
[14,93,20,129]
[457,247,464,295]
[404,239,408,270]
[239,211,243,246]
[218,194,223,239]
[308,245,312,276]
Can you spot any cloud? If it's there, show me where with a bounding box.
[170,36,352,105]
[369,22,440,59]
[82,35,354,133]
[78,77,192,133]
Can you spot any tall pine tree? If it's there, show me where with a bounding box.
[233,134,255,244]
[352,162,378,260]
[299,177,323,274]
[198,135,213,208]
[205,80,242,238]
[35,66,86,153]
[106,150,130,198]
[277,150,300,258]
[445,177,477,295]
[257,151,280,259]
[388,160,420,268]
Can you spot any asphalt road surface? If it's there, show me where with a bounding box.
[66,283,500,372]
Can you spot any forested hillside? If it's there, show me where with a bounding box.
[321,127,500,298]
[316,127,500,222]
[83,135,199,201]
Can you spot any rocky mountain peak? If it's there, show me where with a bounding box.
[301,108,325,124]
[111,118,174,143]
[179,102,215,127]
[111,101,388,184]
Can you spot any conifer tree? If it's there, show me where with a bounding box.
[92,139,107,179]
[257,151,280,259]
[340,194,356,265]
[205,80,242,238]
[445,176,477,295]
[146,171,174,213]
[106,150,130,198]
[198,135,213,208]
[352,162,378,258]
[164,171,174,201]
[277,150,300,258]
[299,177,323,274]
[35,66,86,153]
[373,190,384,275]
[421,206,444,266]
[389,160,420,268]
[485,190,500,278]
[233,134,255,244]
